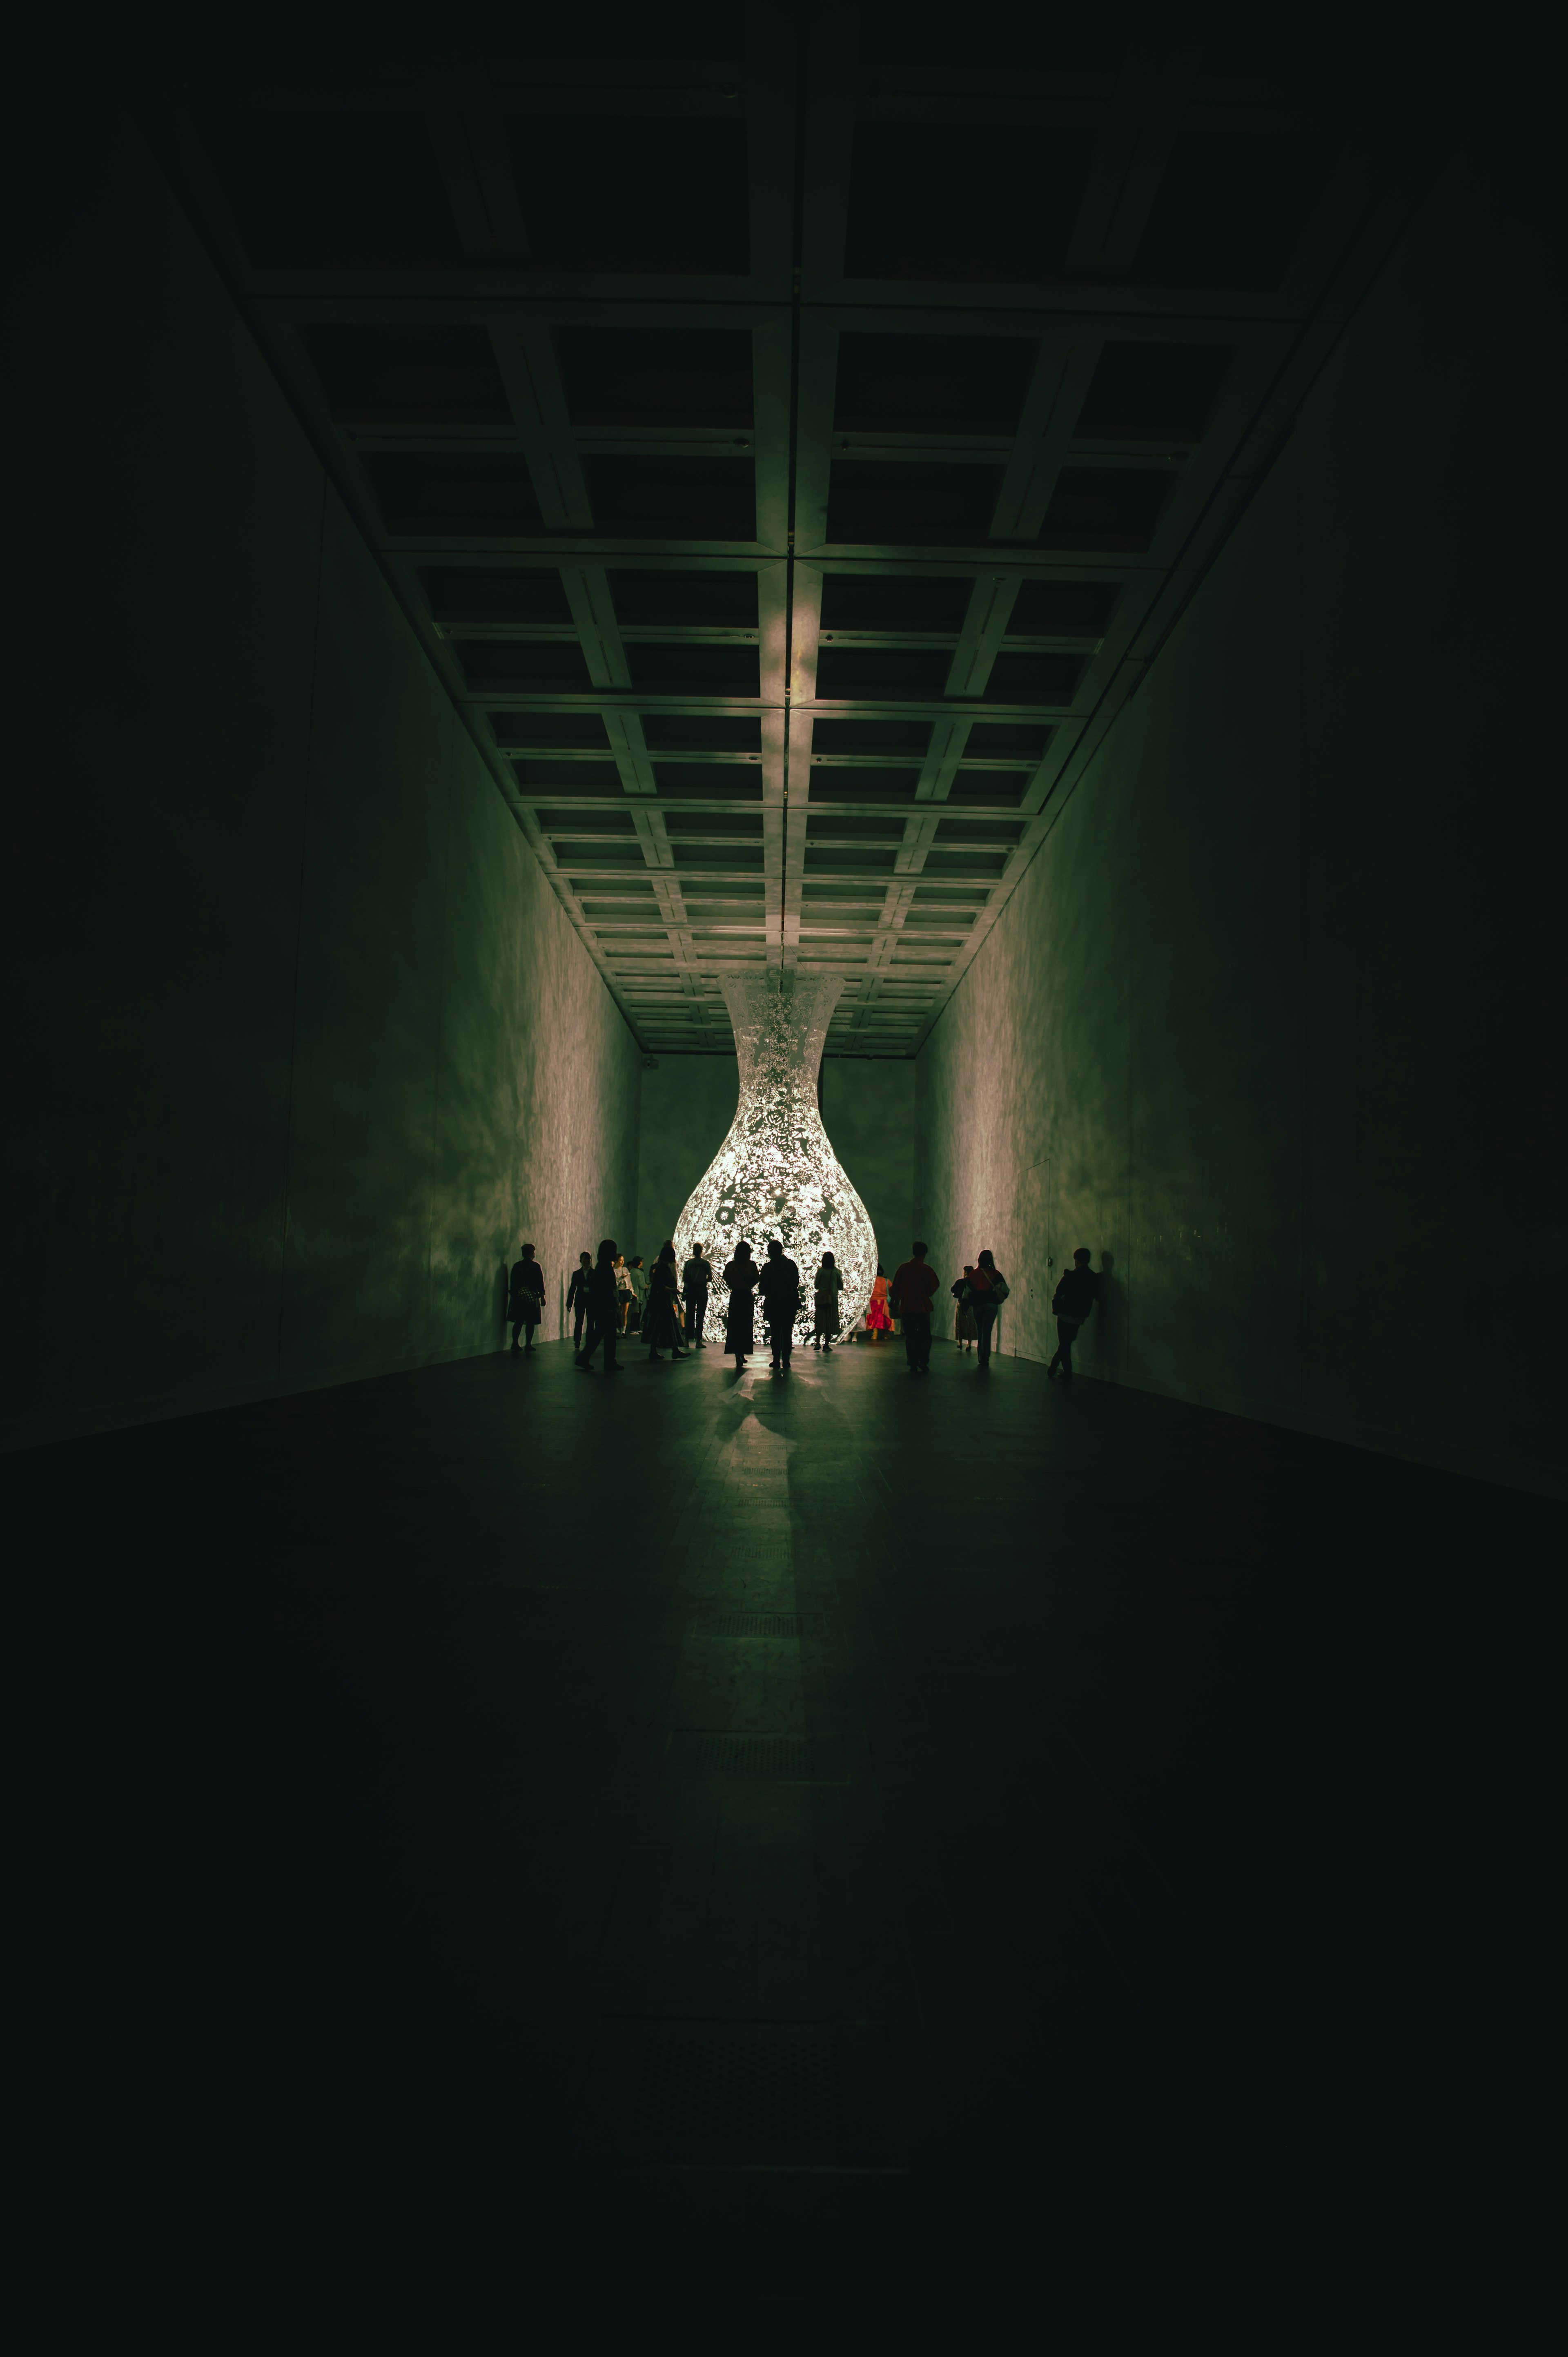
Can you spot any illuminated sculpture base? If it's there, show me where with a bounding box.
[673,972,877,1345]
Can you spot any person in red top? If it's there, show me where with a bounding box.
[890,1242,940,1376]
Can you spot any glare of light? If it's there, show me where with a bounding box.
[674,972,877,1344]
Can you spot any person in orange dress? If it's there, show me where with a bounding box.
[864,1265,893,1343]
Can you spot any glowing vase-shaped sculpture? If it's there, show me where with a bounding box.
[674,972,877,1345]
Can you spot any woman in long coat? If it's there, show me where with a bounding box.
[722,1239,760,1367]
[644,1241,689,1362]
[811,1251,842,1351]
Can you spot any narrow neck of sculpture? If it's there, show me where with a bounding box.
[721,972,842,1095]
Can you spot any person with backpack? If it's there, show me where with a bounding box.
[967,1249,1010,1371]
[1048,1249,1099,1382]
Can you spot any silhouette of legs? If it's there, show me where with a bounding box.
[1047,1318,1081,1381]
[974,1303,997,1369]
[577,1313,620,1371]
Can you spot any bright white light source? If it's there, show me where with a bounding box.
[674,972,877,1344]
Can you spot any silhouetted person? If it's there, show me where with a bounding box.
[722,1240,759,1367]
[891,1242,938,1375]
[758,1238,801,1374]
[624,1253,648,1336]
[566,1251,592,1349]
[575,1239,623,1373]
[508,1243,544,1354]
[682,1240,713,1346]
[644,1242,690,1364]
[1048,1249,1099,1383]
[811,1251,842,1351]
[969,1249,1010,1372]
[952,1264,978,1356]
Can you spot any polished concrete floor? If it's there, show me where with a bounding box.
[13,1335,1557,2341]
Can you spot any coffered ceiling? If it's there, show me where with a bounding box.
[138,1,1455,1057]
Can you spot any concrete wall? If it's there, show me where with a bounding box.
[636,1053,915,1286]
[915,132,1567,1497]
[636,1056,741,1264]
[3,117,639,1449]
[821,1059,915,1280]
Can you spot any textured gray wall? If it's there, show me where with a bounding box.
[636,1055,741,1262]
[915,136,1566,1496]
[4,118,639,1447]
[636,1052,915,1291]
[821,1059,915,1280]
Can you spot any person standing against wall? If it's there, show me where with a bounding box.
[508,1242,545,1354]
[575,1240,623,1374]
[1048,1250,1098,1383]
[566,1251,592,1351]
[967,1250,1010,1372]
[890,1242,938,1376]
[682,1240,713,1347]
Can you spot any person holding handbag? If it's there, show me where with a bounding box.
[968,1249,1010,1371]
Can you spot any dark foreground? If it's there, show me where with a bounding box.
[11,1337,1557,2344]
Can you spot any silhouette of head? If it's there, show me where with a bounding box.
[734,1239,753,1260]
[912,1241,928,1260]
[579,1252,592,1267]
[822,1251,835,1267]
[520,1242,535,1258]
[978,1250,995,1270]
[659,1242,676,1264]
[694,1241,705,1255]
[1074,1248,1092,1265]
[631,1255,643,1269]
[597,1239,617,1263]
[767,1238,783,1258]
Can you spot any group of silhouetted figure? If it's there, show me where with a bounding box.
[506,1237,1101,1380]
